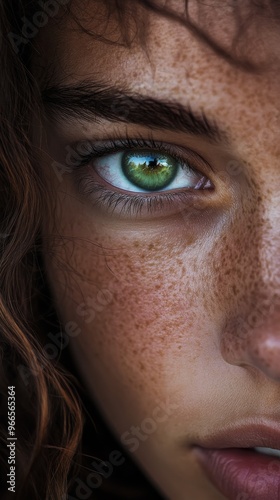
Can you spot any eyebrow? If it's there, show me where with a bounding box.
[41,80,229,144]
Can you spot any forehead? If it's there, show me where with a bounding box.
[37,0,279,78]
[36,0,280,156]
[37,2,279,70]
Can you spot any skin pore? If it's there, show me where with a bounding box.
[34,1,280,498]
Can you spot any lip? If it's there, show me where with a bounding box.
[192,422,280,500]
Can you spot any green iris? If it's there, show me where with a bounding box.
[122,150,178,191]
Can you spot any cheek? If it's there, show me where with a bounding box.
[43,202,224,408]
[45,221,206,378]
[42,176,262,424]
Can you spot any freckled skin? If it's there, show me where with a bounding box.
[36,2,280,499]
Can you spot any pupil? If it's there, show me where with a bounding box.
[122,150,178,191]
[148,158,158,169]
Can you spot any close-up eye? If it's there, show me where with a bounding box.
[71,139,215,217]
[91,146,213,193]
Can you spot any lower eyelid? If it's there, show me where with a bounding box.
[76,174,212,219]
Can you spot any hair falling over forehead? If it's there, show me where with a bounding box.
[0,0,279,499]
[4,0,280,67]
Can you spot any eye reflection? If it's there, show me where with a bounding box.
[122,150,178,191]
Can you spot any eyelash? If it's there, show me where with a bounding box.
[70,136,214,217]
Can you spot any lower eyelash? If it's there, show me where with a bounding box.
[75,174,197,217]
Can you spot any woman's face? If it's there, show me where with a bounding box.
[37,1,280,498]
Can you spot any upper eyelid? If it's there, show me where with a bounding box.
[72,137,214,177]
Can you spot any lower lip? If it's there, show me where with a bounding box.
[193,447,280,500]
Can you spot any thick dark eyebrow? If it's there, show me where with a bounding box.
[41,81,228,144]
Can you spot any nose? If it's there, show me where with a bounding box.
[221,304,280,382]
[217,178,280,382]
